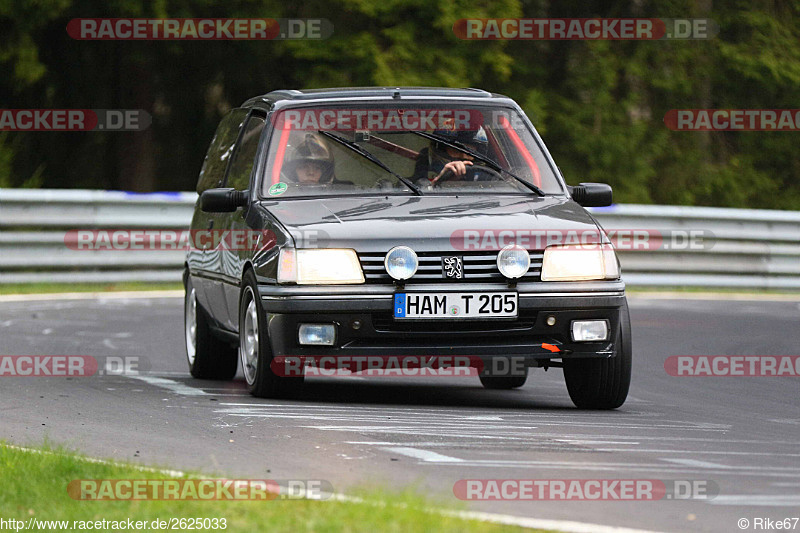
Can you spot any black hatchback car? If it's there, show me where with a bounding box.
[184,87,631,409]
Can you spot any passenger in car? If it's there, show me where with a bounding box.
[284,133,335,184]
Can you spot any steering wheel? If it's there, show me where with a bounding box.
[433,164,504,186]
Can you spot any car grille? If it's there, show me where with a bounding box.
[358,250,544,283]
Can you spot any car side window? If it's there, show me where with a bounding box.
[225,114,267,192]
[196,109,248,193]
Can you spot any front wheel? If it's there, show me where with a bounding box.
[184,275,238,380]
[239,270,303,398]
[562,301,632,409]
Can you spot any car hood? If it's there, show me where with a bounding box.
[259,195,603,253]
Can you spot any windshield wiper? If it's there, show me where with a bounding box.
[318,131,422,196]
[412,131,545,197]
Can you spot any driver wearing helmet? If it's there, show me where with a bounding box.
[284,133,335,185]
[412,127,489,186]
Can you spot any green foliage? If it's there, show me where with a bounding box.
[0,0,799,208]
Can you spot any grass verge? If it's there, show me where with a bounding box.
[0,282,183,295]
[0,443,546,533]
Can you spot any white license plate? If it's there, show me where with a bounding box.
[394,292,518,319]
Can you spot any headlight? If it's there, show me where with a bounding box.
[278,248,364,284]
[541,244,620,281]
[384,246,418,280]
[496,244,530,279]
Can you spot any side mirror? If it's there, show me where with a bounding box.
[200,188,249,212]
[568,183,612,207]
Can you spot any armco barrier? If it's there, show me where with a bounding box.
[591,204,800,289]
[1,189,799,289]
[0,189,195,284]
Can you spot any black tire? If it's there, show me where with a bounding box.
[563,300,632,409]
[479,373,528,390]
[184,275,238,380]
[239,270,303,398]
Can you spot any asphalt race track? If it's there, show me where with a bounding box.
[1,293,799,533]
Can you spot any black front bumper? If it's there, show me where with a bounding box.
[257,281,626,363]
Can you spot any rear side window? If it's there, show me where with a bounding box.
[225,114,267,191]
[196,109,248,193]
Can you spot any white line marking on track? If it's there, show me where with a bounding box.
[708,494,800,506]
[382,458,800,477]
[298,423,726,433]
[427,465,800,478]
[598,449,800,457]
[350,440,633,448]
[140,371,196,376]
[216,402,660,416]
[769,418,800,425]
[661,458,730,469]
[382,447,463,463]
[129,376,209,396]
[628,292,800,302]
[560,440,641,445]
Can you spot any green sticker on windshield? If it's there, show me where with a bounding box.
[268,182,288,196]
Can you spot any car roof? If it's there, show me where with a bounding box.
[241,87,515,111]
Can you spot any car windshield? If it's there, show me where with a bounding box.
[260,104,563,198]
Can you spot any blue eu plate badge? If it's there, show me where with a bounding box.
[394,293,407,318]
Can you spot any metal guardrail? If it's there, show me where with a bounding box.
[591,204,800,289]
[0,190,195,284]
[1,189,799,289]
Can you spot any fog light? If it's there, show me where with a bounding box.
[497,244,530,279]
[546,315,556,326]
[298,324,336,346]
[571,320,609,342]
[385,246,418,280]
